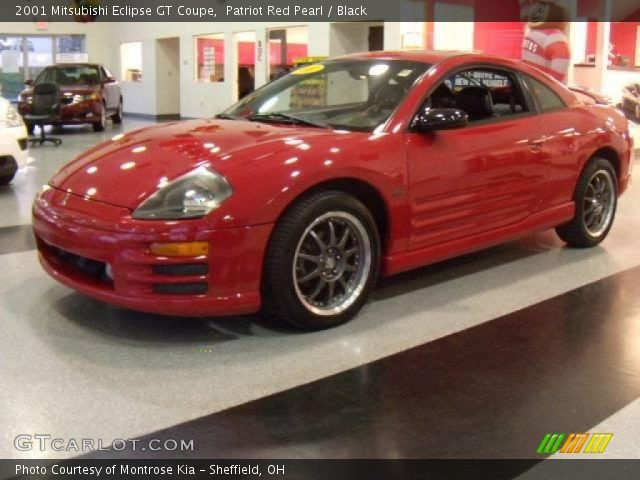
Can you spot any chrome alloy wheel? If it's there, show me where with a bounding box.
[583,169,615,237]
[100,106,106,128]
[293,211,372,316]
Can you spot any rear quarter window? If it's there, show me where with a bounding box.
[526,76,566,112]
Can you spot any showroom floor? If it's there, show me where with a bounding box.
[1,118,640,470]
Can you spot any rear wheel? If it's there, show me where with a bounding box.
[92,103,106,132]
[262,191,380,330]
[26,122,35,135]
[556,157,617,248]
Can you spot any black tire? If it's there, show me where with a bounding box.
[0,173,16,185]
[556,157,617,248]
[92,103,106,132]
[262,191,380,330]
[26,122,35,135]
[112,98,123,124]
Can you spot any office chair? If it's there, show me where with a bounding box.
[23,83,62,147]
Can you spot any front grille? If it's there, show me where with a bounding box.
[18,138,28,151]
[48,244,111,283]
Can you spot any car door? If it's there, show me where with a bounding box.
[405,66,547,251]
[100,66,118,111]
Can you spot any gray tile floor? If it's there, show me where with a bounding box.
[1,118,640,460]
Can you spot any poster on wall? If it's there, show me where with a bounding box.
[202,46,215,81]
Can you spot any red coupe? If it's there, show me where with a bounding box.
[32,51,633,330]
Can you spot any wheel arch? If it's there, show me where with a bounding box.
[589,146,620,183]
[271,177,390,253]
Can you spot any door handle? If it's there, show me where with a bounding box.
[528,136,546,151]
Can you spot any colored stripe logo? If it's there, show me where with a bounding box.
[537,433,612,454]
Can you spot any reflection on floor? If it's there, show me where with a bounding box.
[1,117,640,466]
[82,266,640,460]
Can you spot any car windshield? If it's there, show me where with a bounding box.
[223,60,430,132]
[35,66,100,86]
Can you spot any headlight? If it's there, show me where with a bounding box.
[71,93,98,104]
[132,166,233,220]
[18,93,31,104]
[6,104,24,128]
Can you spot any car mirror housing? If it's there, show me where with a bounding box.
[103,77,116,84]
[412,107,468,132]
[24,79,33,86]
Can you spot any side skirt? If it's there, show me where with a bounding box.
[382,202,575,277]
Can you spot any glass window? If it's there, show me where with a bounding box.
[195,34,224,82]
[0,36,24,100]
[224,60,429,132]
[429,68,529,122]
[56,35,85,54]
[527,76,566,112]
[120,42,142,82]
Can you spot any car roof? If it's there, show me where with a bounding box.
[331,50,524,66]
[47,63,101,68]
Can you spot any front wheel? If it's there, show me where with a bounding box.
[262,191,380,330]
[92,103,106,132]
[556,157,617,248]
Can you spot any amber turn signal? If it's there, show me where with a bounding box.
[149,241,209,257]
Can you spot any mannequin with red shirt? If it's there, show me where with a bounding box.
[520,0,571,83]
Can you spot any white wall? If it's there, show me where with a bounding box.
[329,22,382,57]
[103,22,335,118]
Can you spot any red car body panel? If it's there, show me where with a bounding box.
[32,52,633,316]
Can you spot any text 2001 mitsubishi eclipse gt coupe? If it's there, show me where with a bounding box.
[33,51,633,330]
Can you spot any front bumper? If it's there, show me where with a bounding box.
[20,101,101,125]
[33,187,272,317]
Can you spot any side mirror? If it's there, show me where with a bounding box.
[24,79,33,86]
[103,77,116,84]
[412,107,468,132]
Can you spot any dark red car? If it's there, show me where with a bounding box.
[18,63,122,133]
[32,51,633,330]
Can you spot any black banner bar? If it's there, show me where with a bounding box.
[3,460,640,480]
[2,0,640,23]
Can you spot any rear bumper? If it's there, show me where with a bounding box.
[0,124,29,171]
[33,187,271,317]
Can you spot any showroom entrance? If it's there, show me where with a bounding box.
[155,37,180,118]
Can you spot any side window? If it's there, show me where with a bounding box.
[429,68,529,123]
[526,76,566,112]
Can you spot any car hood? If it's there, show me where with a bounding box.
[21,84,98,97]
[50,118,333,210]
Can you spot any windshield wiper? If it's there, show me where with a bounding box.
[247,112,330,129]
[215,113,241,120]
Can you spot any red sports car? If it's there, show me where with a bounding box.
[32,51,633,330]
[18,63,122,133]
